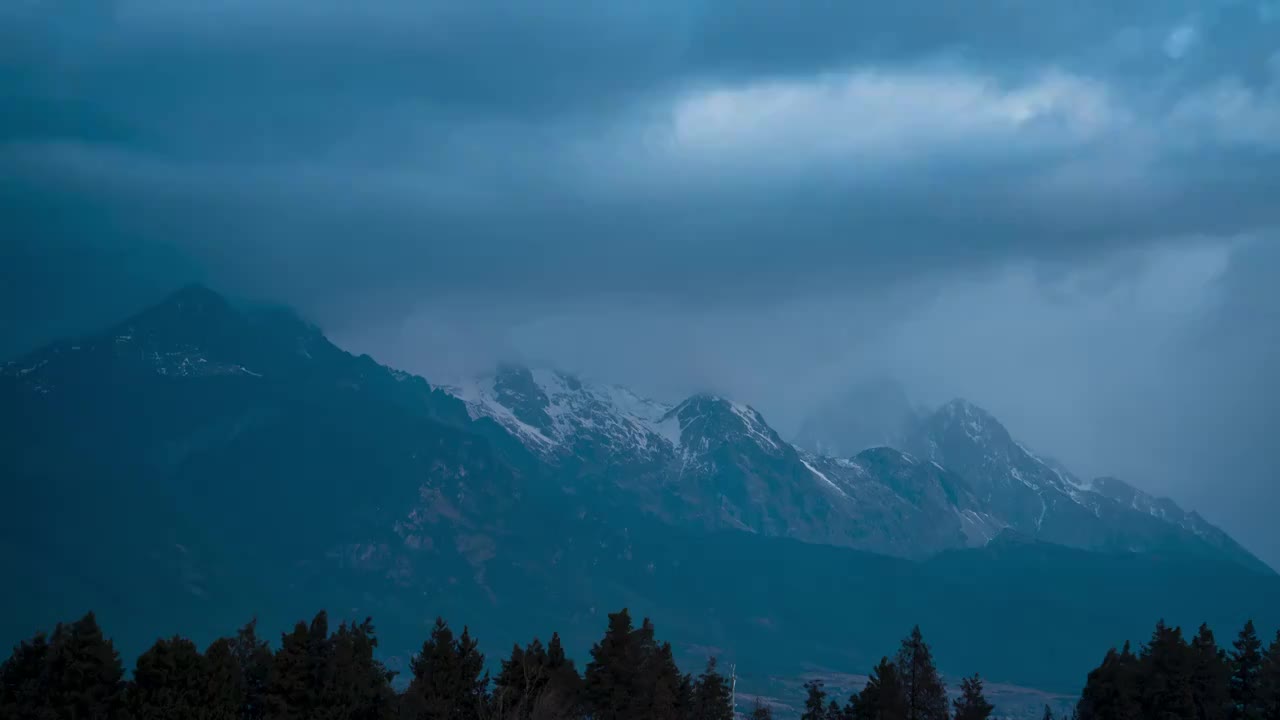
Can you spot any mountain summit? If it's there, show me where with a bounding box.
[902,398,1269,573]
[438,364,1268,573]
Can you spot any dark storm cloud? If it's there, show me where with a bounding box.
[3,1,1280,562]
[5,0,1280,328]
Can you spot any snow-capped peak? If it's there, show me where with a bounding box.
[444,370,796,465]
[662,393,787,458]
[442,366,678,461]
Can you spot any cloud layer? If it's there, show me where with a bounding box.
[3,0,1279,564]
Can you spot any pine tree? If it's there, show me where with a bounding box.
[128,635,211,719]
[43,612,128,719]
[1190,624,1231,720]
[403,617,457,719]
[1043,705,1055,720]
[645,641,686,720]
[1139,620,1196,720]
[1077,642,1141,720]
[952,674,993,720]
[494,637,581,720]
[628,618,661,720]
[849,656,907,720]
[454,626,489,720]
[234,617,276,717]
[493,642,533,719]
[326,618,397,720]
[896,626,948,720]
[539,633,583,720]
[583,609,637,720]
[692,657,734,720]
[801,679,828,720]
[678,671,697,719]
[1232,620,1265,720]
[402,617,489,720]
[1260,630,1280,720]
[266,612,333,720]
[204,636,245,720]
[0,632,52,720]
[1,614,128,720]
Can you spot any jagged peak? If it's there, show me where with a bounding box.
[664,393,784,453]
[925,397,1015,447]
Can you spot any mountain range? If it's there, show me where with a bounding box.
[3,285,1277,716]
[447,361,1263,572]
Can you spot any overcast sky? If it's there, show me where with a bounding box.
[3,1,1279,566]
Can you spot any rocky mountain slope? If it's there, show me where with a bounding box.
[3,285,1276,711]
[445,364,1269,573]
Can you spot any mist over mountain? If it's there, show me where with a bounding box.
[793,377,920,458]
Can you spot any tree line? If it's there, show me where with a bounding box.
[1076,618,1280,720]
[0,608,739,720]
[2,609,1279,719]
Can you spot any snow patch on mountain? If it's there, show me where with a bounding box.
[800,455,850,499]
[445,375,558,450]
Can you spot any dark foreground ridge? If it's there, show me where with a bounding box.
[5,610,1280,720]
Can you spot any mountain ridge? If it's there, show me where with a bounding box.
[5,284,1278,713]
[436,353,1268,574]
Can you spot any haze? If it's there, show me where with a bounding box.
[2,1,1278,567]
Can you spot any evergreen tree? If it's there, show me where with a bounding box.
[0,632,52,720]
[678,671,697,718]
[403,617,458,719]
[1260,630,1280,720]
[801,679,829,720]
[749,697,775,720]
[326,618,397,720]
[692,657,734,720]
[231,619,274,720]
[493,636,581,720]
[1043,705,1055,720]
[1139,620,1196,720]
[454,626,489,719]
[402,617,489,720]
[1190,624,1231,720]
[43,612,128,719]
[266,611,333,720]
[645,641,687,720]
[540,633,584,720]
[850,657,907,720]
[127,635,211,719]
[204,636,246,720]
[1077,642,1141,720]
[952,674,993,720]
[627,618,662,720]
[1,614,128,720]
[1232,620,1265,720]
[896,626,948,720]
[583,609,638,720]
[493,641,534,719]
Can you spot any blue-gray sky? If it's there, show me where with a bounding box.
[3,1,1279,565]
